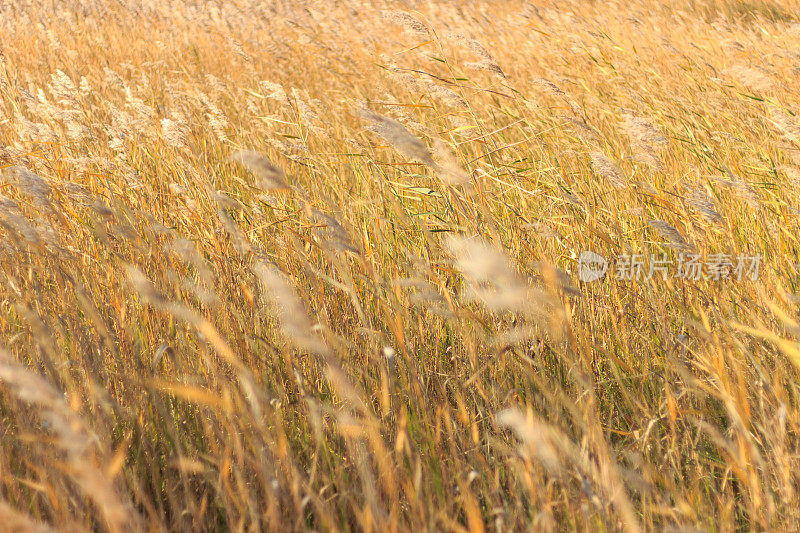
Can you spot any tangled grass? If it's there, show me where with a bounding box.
[1,0,800,530]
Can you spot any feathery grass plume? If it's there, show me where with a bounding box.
[228,38,252,62]
[622,114,667,169]
[622,114,668,148]
[164,242,219,305]
[380,64,466,109]
[630,142,663,170]
[160,116,190,148]
[44,28,60,50]
[358,104,434,166]
[108,104,135,136]
[33,86,60,120]
[103,67,125,89]
[0,215,42,245]
[724,65,773,92]
[125,89,156,126]
[782,144,800,166]
[259,80,289,104]
[212,191,245,211]
[90,199,116,219]
[714,169,759,209]
[179,278,218,307]
[394,276,449,314]
[561,114,601,145]
[252,261,329,356]
[5,166,51,208]
[124,263,249,370]
[378,92,408,119]
[205,73,225,93]
[559,188,584,208]
[648,219,693,251]
[15,114,58,143]
[684,184,722,224]
[394,253,455,317]
[382,64,465,109]
[380,92,426,132]
[217,209,252,255]
[230,150,290,190]
[465,59,505,79]
[291,87,316,119]
[310,209,358,253]
[64,115,91,141]
[432,139,470,185]
[16,86,38,112]
[125,264,166,305]
[291,87,330,139]
[532,78,580,114]
[524,221,560,240]
[108,136,128,158]
[530,261,578,296]
[447,114,478,133]
[496,408,568,476]
[170,237,214,286]
[266,137,310,163]
[780,165,800,191]
[770,109,800,144]
[168,182,186,197]
[382,11,431,38]
[0,501,54,533]
[383,62,425,94]
[449,32,507,79]
[0,350,139,531]
[419,78,469,109]
[200,93,229,141]
[0,195,42,245]
[445,234,546,315]
[49,69,79,107]
[589,151,628,189]
[631,181,659,196]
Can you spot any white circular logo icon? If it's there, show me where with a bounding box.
[578,251,607,282]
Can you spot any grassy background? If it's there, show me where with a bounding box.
[2,0,800,530]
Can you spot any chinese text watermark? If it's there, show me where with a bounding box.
[577,251,761,282]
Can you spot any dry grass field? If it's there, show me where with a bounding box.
[2,0,800,530]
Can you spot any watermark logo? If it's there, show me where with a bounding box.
[578,251,608,282]
[576,251,761,282]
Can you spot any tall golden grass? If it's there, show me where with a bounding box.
[1,0,800,530]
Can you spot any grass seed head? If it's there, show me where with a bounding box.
[648,219,693,251]
[589,151,628,190]
[230,151,290,191]
[359,105,434,166]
